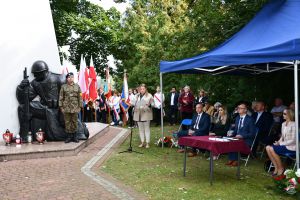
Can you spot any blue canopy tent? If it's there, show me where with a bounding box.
[159,0,300,168]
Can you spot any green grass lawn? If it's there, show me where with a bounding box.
[101,125,295,200]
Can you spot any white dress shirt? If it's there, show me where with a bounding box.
[194,112,203,130]
[129,93,136,106]
[170,93,175,106]
[153,92,165,109]
[255,111,263,123]
[238,114,246,130]
[109,96,120,110]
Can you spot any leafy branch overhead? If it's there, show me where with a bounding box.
[51,0,294,108]
[50,0,123,76]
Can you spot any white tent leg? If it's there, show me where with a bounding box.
[160,72,164,149]
[294,60,299,169]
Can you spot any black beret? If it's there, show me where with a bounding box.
[66,72,74,78]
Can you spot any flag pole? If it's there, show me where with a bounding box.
[94,100,97,122]
[122,69,128,127]
[160,72,164,149]
[294,60,299,169]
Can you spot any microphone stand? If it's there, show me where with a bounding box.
[119,95,143,154]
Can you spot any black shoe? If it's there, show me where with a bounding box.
[72,133,79,143]
[65,135,72,143]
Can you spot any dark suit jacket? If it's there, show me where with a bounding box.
[169,92,179,107]
[252,111,273,137]
[191,112,211,136]
[233,115,256,146]
[96,93,106,109]
[194,96,208,105]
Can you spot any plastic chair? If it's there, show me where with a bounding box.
[179,119,193,131]
[241,128,259,167]
[171,119,193,148]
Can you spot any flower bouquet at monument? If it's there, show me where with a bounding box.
[155,136,174,148]
[273,169,300,195]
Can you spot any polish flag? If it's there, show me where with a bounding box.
[88,56,98,101]
[78,55,87,96]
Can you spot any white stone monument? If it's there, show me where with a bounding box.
[0,0,61,140]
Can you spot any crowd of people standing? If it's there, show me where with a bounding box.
[81,84,296,174]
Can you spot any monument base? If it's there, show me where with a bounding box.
[0,123,108,162]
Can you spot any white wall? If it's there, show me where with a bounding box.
[0,0,61,140]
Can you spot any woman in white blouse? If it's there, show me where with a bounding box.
[266,108,296,176]
[109,91,121,126]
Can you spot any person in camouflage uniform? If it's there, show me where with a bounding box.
[59,72,83,143]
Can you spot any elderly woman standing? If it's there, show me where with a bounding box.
[266,108,296,176]
[178,86,195,120]
[133,84,154,148]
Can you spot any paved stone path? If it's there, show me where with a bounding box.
[0,127,143,200]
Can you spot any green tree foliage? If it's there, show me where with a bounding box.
[117,0,295,109]
[51,0,294,109]
[50,0,123,75]
[118,0,195,91]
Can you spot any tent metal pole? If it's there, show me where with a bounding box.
[294,60,299,169]
[160,72,164,149]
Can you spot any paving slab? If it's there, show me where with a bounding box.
[0,126,145,200]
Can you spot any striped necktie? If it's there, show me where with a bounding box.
[238,117,244,131]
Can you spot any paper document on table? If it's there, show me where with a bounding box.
[208,137,230,142]
[223,137,239,141]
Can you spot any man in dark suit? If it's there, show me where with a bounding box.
[96,87,107,123]
[177,103,211,156]
[169,87,179,125]
[251,101,273,157]
[226,103,256,166]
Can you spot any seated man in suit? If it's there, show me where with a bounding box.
[226,103,256,166]
[251,101,273,157]
[176,103,211,157]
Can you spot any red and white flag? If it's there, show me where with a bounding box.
[88,56,98,101]
[78,55,87,97]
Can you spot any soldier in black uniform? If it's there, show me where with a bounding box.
[16,61,89,141]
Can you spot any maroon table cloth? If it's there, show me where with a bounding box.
[178,136,251,155]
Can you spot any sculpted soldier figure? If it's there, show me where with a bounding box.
[59,72,82,143]
[16,60,89,141]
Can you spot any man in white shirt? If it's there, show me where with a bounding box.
[271,98,287,123]
[169,87,179,125]
[153,86,165,126]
